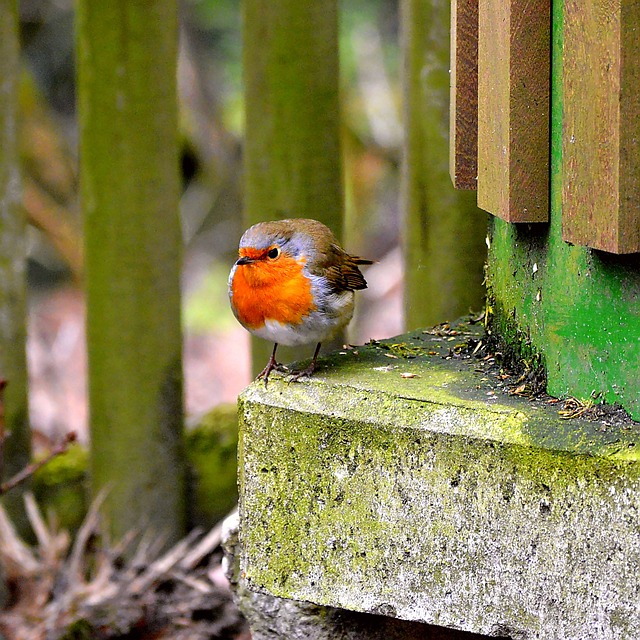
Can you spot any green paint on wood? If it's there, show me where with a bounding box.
[402,0,487,328]
[486,0,640,420]
[77,0,186,542]
[0,0,31,527]
[242,0,344,375]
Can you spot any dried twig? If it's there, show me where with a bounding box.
[0,431,77,496]
[130,527,202,594]
[180,513,231,570]
[66,487,108,581]
[0,498,41,574]
[0,494,245,639]
[0,377,78,497]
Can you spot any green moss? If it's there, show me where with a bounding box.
[32,445,89,533]
[485,296,545,381]
[374,341,428,358]
[27,408,239,534]
[238,326,640,636]
[185,403,239,527]
[58,619,95,640]
[33,444,88,486]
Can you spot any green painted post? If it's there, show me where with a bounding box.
[242,0,343,375]
[0,0,30,525]
[401,0,487,328]
[77,0,186,541]
[486,0,640,419]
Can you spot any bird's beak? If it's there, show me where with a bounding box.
[235,256,255,266]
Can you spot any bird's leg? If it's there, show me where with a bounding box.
[256,343,288,386]
[288,342,321,382]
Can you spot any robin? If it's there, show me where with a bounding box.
[228,218,372,383]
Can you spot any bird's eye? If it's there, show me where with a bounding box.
[267,247,280,259]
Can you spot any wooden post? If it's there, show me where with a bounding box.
[563,0,640,254]
[402,0,487,328]
[477,0,551,223]
[0,0,31,526]
[243,0,343,374]
[77,0,185,542]
[450,0,479,189]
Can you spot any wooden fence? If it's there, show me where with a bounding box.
[0,0,500,538]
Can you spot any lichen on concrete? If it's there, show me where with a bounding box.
[238,320,640,640]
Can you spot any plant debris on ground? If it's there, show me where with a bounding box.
[435,317,639,430]
[395,316,639,431]
[0,495,248,640]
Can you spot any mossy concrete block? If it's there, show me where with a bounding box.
[238,319,640,640]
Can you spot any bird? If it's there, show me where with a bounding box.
[228,218,372,384]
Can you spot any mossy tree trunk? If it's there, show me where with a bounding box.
[0,0,31,527]
[243,0,343,375]
[401,0,487,328]
[77,0,185,542]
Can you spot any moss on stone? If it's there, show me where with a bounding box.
[32,444,89,533]
[484,295,546,383]
[30,406,239,533]
[238,323,640,638]
[185,403,239,527]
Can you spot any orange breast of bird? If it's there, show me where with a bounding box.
[231,252,317,330]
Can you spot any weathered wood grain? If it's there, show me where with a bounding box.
[449,0,478,190]
[78,0,186,542]
[563,0,640,254]
[477,0,550,222]
[0,0,30,528]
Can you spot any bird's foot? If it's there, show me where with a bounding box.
[286,361,317,383]
[256,361,288,387]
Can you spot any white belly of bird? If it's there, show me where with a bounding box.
[251,290,355,347]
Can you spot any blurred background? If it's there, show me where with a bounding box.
[20,0,404,445]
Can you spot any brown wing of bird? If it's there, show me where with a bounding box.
[323,250,373,293]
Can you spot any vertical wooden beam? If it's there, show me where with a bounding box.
[243,0,343,374]
[450,0,479,189]
[403,0,487,328]
[563,0,640,254]
[477,0,551,222]
[78,0,186,542]
[243,0,342,227]
[0,0,30,528]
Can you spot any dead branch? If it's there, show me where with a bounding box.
[0,431,77,496]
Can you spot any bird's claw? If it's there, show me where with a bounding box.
[256,362,288,387]
[285,362,316,383]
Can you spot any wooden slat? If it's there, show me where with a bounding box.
[477,0,550,222]
[563,0,640,254]
[449,0,478,190]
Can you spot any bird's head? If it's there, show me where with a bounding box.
[234,220,315,288]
